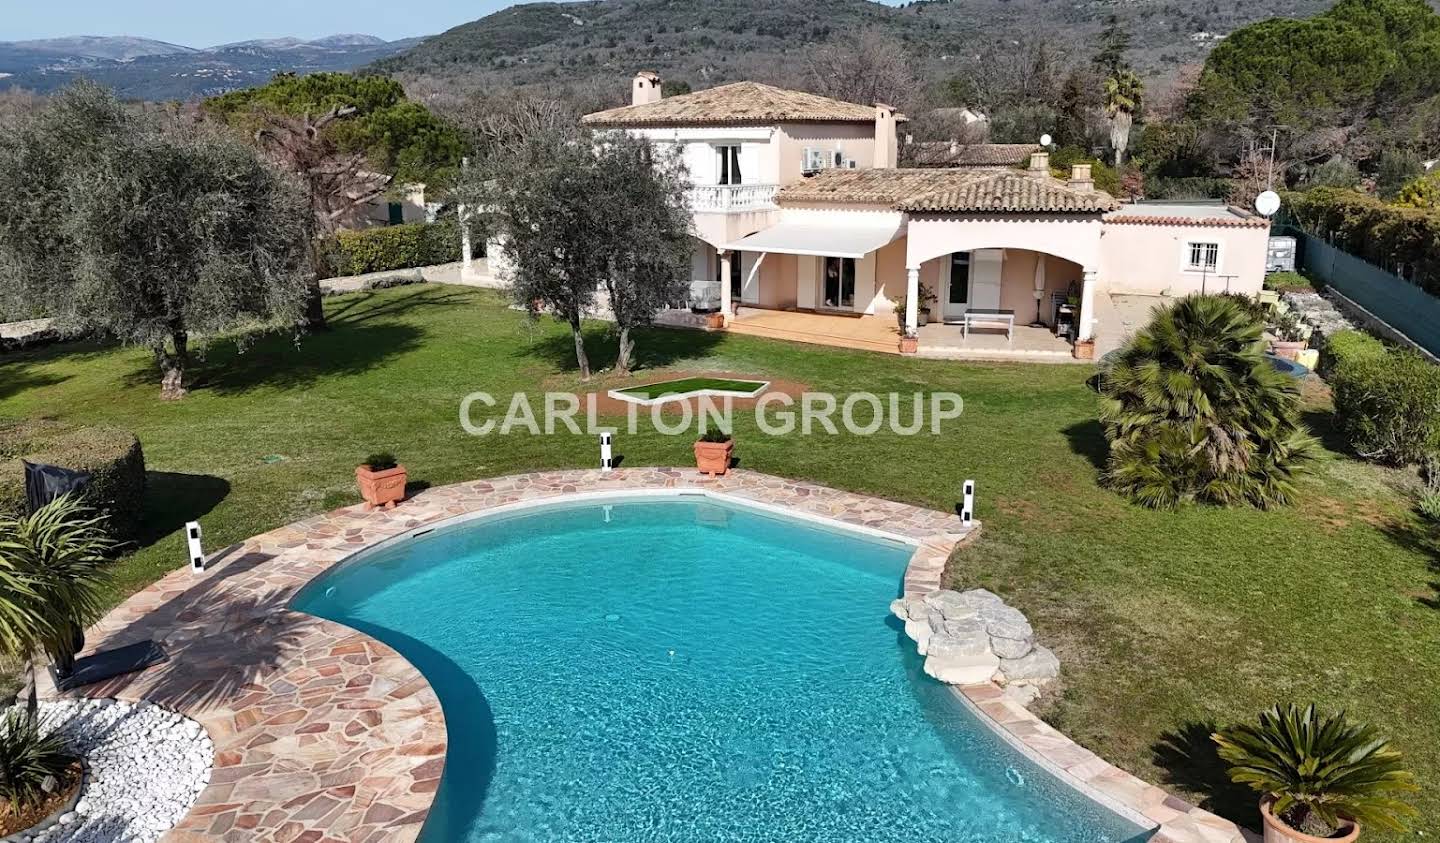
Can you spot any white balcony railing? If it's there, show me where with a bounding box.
[688,183,778,213]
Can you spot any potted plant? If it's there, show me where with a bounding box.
[693,429,734,476]
[898,330,919,354]
[356,452,407,510]
[705,311,726,330]
[917,282,936,327]
[1073,333,1096,360]
[1213,703,1417,843]
[1269,311,1310,362]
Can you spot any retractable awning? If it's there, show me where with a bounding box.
[721,218,906,259]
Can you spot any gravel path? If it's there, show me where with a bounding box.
[13,699,213,843]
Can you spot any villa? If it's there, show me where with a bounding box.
[581,73,1272,358]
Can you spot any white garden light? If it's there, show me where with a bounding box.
[186,520,205,574]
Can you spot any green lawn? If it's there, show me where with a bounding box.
[2,284,1436,835]
[613,375,768,400]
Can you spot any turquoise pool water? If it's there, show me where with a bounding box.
[294,496,1150,843]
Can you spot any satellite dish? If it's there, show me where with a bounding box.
[1255,190,1281,217]
[1039,133,1053,147]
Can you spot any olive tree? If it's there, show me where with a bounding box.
[0,84,310,399]
[593,134,692,375]
[465,125,691,379]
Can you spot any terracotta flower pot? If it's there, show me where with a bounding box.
[694,439,734,476]
[898,336,919,354]
[1270,339,1307,362]
[356,464,407,510]
[705,312,726,330]
[1259,797,1358,843]
[1073,339,1096,360]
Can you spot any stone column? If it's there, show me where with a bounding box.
[905,267,920,335]
[1078,269,1098,341]
[719,249,733,321]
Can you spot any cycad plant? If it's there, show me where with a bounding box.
[0,706,74,812]
[1098,294,1316,509]
[1213,704,1418,836]
[0,495,113,712]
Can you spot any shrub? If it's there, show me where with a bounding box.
[1330,349,1440,465]
[1144,176,1233,200]
[1416,490,1440,521]
[1098,294,1315,509]
[1263,271,1312,292]
[1318,329,1386,378]
[362,452,398,471]
[332,219,460,277]
[1282,187,1440,295]
[0,421,145,544]
[1213,703,1417,836]
[0,708,74,810]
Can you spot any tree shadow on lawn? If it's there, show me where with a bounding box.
[518,322,726,377]
[0,359,70,402]
[133,471,230,551]
[119,321,426,396]
[323,286,473,325]
[1300,408,1348,455]
[1152,721,1260,828]
[1373,517,1440,609]
[1062,419,1109,472]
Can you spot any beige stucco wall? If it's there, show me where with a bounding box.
[906,215,1105,271]
[1098,222,1269,297]
[998,252,1083,322]
[776,123,879,184]
[758,253,799,309]
[693,209,779,250]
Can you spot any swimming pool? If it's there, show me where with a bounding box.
[293,496,1150,842]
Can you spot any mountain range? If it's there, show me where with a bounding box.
[9,0,1440,104]
[0,34,420,100]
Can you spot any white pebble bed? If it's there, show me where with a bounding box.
[11,699,213,843]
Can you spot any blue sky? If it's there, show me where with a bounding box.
[7,1,905,46]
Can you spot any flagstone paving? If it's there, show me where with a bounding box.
[48,467,1248,842]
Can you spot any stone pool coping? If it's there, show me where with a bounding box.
[48,466,1253,842]
[899,557,1257,843]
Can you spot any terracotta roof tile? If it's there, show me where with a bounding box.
[1104,213,1269,228]
[909,142,1041,167]
[581,81,891,127]
[777,168,1118,214]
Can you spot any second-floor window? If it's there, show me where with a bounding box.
[717,145,743,185]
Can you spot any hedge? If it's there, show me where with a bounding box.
[1283,187,1440,295]
[332,219,460,277]
[1330,348,1440,466]
[1318,329,1386,378]
[0,420,146,544]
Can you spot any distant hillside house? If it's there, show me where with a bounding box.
[559,73,1271,356]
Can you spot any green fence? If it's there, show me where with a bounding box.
[1286,227,1440,358]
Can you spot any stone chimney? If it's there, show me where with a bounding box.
[1068,163,1094,191]
[632,71,662,106]
[1028,151,1050,173]
[874,103,898,169]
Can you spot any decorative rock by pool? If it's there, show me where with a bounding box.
[891,588,1059,705]
[19,698,213,843]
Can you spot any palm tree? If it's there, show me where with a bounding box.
[1104,70,1143,167]
[1098,294,1316,509]
[1214,703,1418,836]
[0,495,113,712]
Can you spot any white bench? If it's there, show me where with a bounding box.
[961,309,1016,342]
